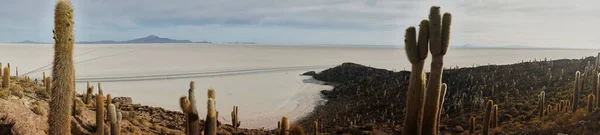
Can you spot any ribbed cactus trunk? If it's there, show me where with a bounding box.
[483,100,494,135]
[49,0,75,134]
[96,94,105,135]
[205,98,217,135]
[573,71,581,112]
[421,6,451,135]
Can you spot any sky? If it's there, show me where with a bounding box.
[0,0,599,48]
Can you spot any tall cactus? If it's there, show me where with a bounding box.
[588,94,595,112]
[187,81,201,135]
[539,91,545,117]
[492,105,498,128]
[231,105,241,129]
[402,20,428,135]
[483,100,493,135]
[49,0,75,134]
[96,94,104,135]
[280,116,290,135]
[468,115,475,134]
[108,104,120,135]
[2,67,9,89]
[205,98,217,135]
[573,71,581,112]
[421,6,452,135]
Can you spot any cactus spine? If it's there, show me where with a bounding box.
[468,116,475,134]
[49,0,75,134]
[205,98,217,135]
[280,116,290,135]
[96,94,104,135]
[231,105,241,129]
[483,100,493,135]
[588,94,595,112]
[2,67,9,89]
[573,71,581,112]
[108,104,120,135]
[421,6,451,135]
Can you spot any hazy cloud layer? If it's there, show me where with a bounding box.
[0,0,598,48]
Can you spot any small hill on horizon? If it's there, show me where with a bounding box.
[78,35,204,44]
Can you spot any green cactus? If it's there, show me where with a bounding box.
[402,18,429,135]
[2,67,9,89]
[588,94,595,112]
[539,91,545,117]
[231,105,241,129]
[483,100,493,135]
[48,0,75,134]
[108,104,120,135]
[280,116,290,135]
[96,94,104,134]
[205,98,217,135]
[469,115,475,134]
[421,6,451,135]
[574,71,581,112]
[186,81,200,135]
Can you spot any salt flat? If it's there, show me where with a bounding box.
[0,43,597,128]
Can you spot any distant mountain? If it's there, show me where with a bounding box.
[122,35,192,43]
[13,40,47,44]
[77,35,196,44]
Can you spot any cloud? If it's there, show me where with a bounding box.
[0,0,598,48]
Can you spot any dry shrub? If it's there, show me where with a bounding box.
[32,105,46,115]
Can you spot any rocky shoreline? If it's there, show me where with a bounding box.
[297,56,600,134]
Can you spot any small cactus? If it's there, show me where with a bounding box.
[97,82,103,95]
[539,91,545,117]
[49,0,76,134]
[205,98,217,135]
[492,105,498,128]
[468,115,475,134]
[313,120,318,135]
[483,100,493,135]
[2,67,9,89]
[185,81,200,135]
[107,94,112,106]
[96,94,104,134]
[108,104,120,135]
[231,105,241,129]
[85,82,94,104]
[280,116,290,135]
[45,76,52,94]
[573,71,581,112]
